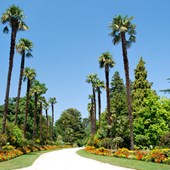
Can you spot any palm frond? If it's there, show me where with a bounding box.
[3,26,9,33]
[26,52,33,58]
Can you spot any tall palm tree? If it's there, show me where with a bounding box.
[43,100,50,142]
[86,74,97,135]
[49,97,57,140]
[95,78,105,128]
[88,95,94,135]
[1,5,28,134]
[99,52,115,126]
[15,38,33,125]
[30,80,47,140]
[38,96,45,143]
[109,15,136,150]
[23,67,36,138]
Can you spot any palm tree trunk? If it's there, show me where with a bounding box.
[24,79,30,138]
[90,98,94,135]
[97,87,101,128]
[39,102,42,143]
[33,92,38,140]
[2,27,17,134]
[15,51,25,125]
[105,65,111,125]
[121,32,134,150]
[92,87,96,135]
[51,104,54,140]
[45,109,49,142]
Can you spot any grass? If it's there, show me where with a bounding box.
[77,149,170,170]
[0,150,57,170]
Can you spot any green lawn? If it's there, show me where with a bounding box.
[0,150,55,170]
[77,149,170,170]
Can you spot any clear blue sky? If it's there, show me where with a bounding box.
[0,0,170,121]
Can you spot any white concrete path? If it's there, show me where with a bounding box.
[15,148,135,170]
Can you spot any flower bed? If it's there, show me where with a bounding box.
[84,146,170,165]
[0,145,72,162]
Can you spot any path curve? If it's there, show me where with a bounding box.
[15,148,135,170]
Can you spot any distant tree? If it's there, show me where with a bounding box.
[55,108,85,146]
[88,95,94,135]
[49,97,57,139]
[95,78,105,128]
[160,78,170,94]
[30,80,47,140]
[23,67,36,138]
[86,74,98,135]
[43,99,50,142]
[15,38,33,125]
[99,52,115,126]
[110,15,136,149]
[1,5,28,134]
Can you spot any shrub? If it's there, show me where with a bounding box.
[6,124,25,147]
[0,134,7,148]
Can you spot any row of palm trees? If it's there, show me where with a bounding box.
[1,5,57,141]
[87,15,136,150]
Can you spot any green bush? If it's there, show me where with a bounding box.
[0,134,7,148]
[6,124,25,147]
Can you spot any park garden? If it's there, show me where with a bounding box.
[0,4,170,168]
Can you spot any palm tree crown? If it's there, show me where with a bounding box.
[109,15,136,48]
[99,52,115,69]
[16,38,33,56]
[1,4,28,33]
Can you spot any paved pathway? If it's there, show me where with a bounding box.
[15,148,135,170]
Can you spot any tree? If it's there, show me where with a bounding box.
[55,108,85,146]
[43,99,50,142]
[133,93,170,147]
[110,71,129,147]
[1,5,28,134]
[99,52,115,126]
[88,95,94,135]
[15,38,33,125]
[38,96,45,143]
[95,78,105,128]
[110,15,136,149]
[86,74,98,135]
[160,78,170,94]
[30,80,47,140]
[23,67,36,138]
[132,57,153,117]
[49,97,57,140]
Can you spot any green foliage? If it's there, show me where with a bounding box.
[132,57,153,117]
[6,123,25,147]
[133,93,170,147]
[109,71,129,147]
[55,108,86,146]
[0,134,7,148]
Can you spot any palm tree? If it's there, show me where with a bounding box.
[49,97,57,140]
[30,80,47,140]
[86,74,97,135]
[43,100,50,142]
[95,78,105,128]
[15,38,33,125]
[109,15,136,150]
[1,5,28,134]
[88,95,94,135]
[38,96,45,143]
[23,67,36,138]
[99,52,115,126]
